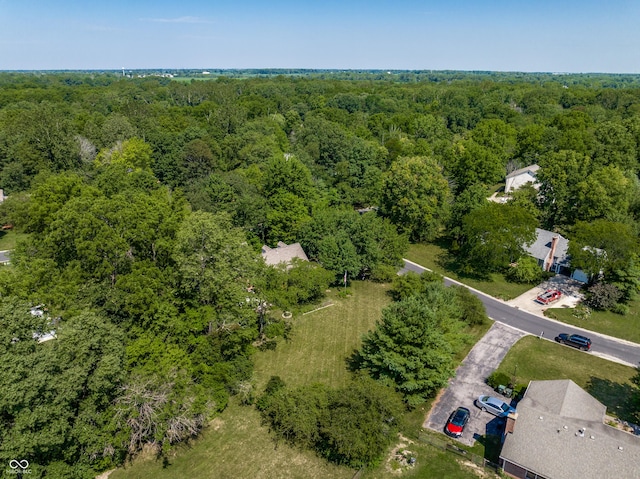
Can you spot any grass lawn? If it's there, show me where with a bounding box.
[493,336,638,422]
[545,300,640,344]
[253,281,392,390]
[110,281,392,479]
[108,281,497,479]
[109,399,352,479]
[405,242,533,300]
[0,230,29,250]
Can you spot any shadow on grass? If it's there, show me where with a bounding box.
[586,376,638,423]
[471,432,503,463]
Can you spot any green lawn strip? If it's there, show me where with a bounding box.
[0,230,29,251]
[405,243,532,300]
[545,301,640,345]
[493,336,637,421]
[253,281,392,390]
[109,400,351,479]
[361,440,490,479]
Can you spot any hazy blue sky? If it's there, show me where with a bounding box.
[1,0,639,72]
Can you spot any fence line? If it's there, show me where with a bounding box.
[417,432,501,471]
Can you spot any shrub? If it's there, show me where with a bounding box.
[612,303,630,316]
[454,286,488,325]
[370,264,397,283]
[585,282,623,310]
[506,256,543,284]
[487,371,512,389]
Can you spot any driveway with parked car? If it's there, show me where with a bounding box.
[424,322,526,446]
[507,275,584,315]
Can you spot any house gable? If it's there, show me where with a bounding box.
[505,164,540,193]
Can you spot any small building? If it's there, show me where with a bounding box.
[505,164,540,194]
[500,379,640,479]
[261,241,309,268]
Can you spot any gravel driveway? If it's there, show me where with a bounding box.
[424,322,527,445]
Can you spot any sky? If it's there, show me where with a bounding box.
[1,0,639,73]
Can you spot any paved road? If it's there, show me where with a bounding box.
[0,250,10,264]
[401,259,640,368]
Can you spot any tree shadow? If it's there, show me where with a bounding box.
[431,239,492,282]
[586,376,638,423]
[345,349,364,373]
[472,418,504,463]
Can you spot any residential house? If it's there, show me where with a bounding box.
[524,229,589,282]
[505,164,540,194]
[525,228,569,274]
[500,379,640,479]
[261,241,309,268]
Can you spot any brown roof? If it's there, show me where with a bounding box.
[261,242,309,267]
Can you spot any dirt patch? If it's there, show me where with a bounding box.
[459,460,498,478]
[605,415,640,436]
[94,469,115,479]
[209,417,224,430]
[385,434,417,475]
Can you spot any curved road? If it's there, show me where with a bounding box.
[402,259,640,368]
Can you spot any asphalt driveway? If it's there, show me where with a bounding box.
[424,322,527,446]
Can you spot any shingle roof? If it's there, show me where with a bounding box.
[500,380,640,479]
[261,242,309,267]
[506,164,540,179]
[524,228,569,263]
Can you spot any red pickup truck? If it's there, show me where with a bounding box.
[536,289,562,304]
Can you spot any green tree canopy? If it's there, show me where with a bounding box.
[381,155,451,242]
[460,202,537,274]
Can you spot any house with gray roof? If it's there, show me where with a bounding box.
[505,164,540,194]
[261,241,309,268]
[500,379,640,479]
[523,229,590,282]
[524,228,569,274]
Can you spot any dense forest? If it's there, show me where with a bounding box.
[2,71,640,477]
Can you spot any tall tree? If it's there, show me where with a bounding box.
[381,156,451,242]
[356,286,467,407]
[460,202,537,274]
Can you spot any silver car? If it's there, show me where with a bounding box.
[475,395,516,417]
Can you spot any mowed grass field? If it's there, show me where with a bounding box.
[110,281,392,479]
[494,336,638,421]
[253,281,392,390]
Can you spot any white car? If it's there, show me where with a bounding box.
[475,395,516,417]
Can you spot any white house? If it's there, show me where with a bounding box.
[505,164,540,194]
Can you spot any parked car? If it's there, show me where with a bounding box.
[444,407,470,438]
[475,395,516,418]
[555,333,591,351]
[536,289,562,304]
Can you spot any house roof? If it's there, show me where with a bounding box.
[506,164,540,179]
[500,380,640,479]
[261,241,309,267]
[524,228,569,263]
